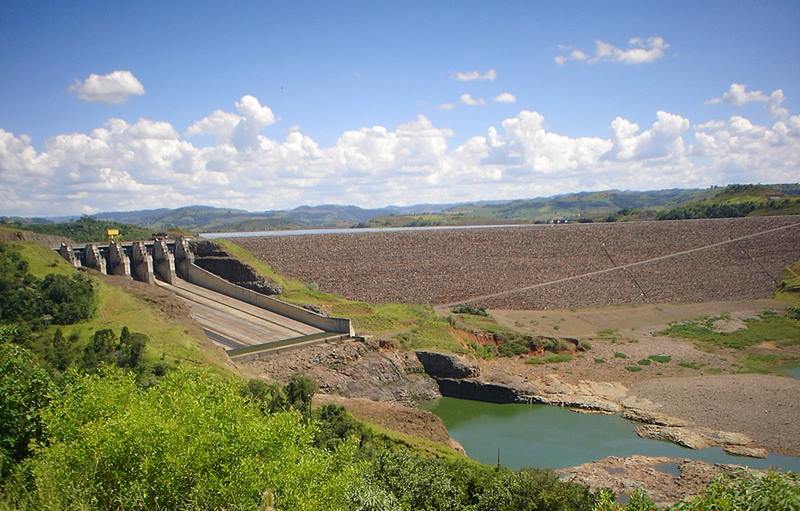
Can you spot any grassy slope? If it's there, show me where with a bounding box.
[218,239,468,353]
[5,241,231,375]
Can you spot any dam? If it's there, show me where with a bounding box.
[55,237,354,357]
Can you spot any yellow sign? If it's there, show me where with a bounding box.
[106,228,119,239]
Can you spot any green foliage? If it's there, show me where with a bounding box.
[1,216,152,243]
[678,361,702,370]
[672,470,800,511]
[614,352,628,359]
[661,311,800,349]
[637,359,651,366]
[450,305,489,317]
[526,353,572,365]
[80,327,149,373]
[625,365,643,372]
[594,357,606,364]
[648,354,671,363]
[0,245,94,329]
[0,344,54,478]
[285,375,317,417]
[5,369,367,511]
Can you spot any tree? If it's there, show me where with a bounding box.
[0,343,54,477]
[285,375,317,417]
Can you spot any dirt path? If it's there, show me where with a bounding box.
[442,221,800,306]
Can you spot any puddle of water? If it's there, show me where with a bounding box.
[425,397,800,471]
[656,462,682,478]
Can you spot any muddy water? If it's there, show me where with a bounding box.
[426,397,800,471]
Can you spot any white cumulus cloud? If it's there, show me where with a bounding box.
[706,83,788,118]
[452,69,497,81]
[556,37,669,65]
[68,70,146,104]
[493,92,517,104]
[0,95,797,216]
[460,93,485,106]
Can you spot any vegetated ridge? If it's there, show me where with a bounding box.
[6,183,798,239]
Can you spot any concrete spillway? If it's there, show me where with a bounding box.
[55,237,354,356]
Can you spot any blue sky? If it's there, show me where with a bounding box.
[1,0,798,215]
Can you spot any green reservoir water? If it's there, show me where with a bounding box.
[426,397,800,471]
[784,366,800,379]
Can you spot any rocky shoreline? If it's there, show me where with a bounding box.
[418,350,772,458]
[557,455,752,507]
[239,340,778,458]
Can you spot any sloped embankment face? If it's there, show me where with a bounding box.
[231,216,800,309]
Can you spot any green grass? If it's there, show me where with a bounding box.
[742,354,781,374]
[678,361,703,370]
[625,365,643,372]
[594,357,606,364]
[526,353,572,365]
[648,354,672,363]
[613,351,628,359]
[8,241,231,375]
[776,259,800,306]
[660,311,800,349]
[637,359,652,366]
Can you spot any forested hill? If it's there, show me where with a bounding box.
[4,184,799,239]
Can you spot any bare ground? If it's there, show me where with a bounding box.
[630,374,800,456]
[314,393,463,451]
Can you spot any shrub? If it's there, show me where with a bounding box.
[637,359,651,366]
[678,361,702,370]
[648,354,671,363]
[625,365,643,372]
[614,352,628,359]
[526,353,572,365]
[5,369,367,511]
[674,470,800,510]
[594,357,606,364]
[450,305,488,317]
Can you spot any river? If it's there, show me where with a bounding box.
[426,397,800,471]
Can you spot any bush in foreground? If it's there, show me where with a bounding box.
[4,368,368,511]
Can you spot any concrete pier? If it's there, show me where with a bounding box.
[84,244,107,274]
[58,243,81,269]
[174,237,194,279]
[153,239,177,284]
[131,242,155,284]
[107,241,131,277]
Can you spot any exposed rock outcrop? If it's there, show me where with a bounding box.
[415,351,480,379]
[236,339,439,404]
[190,240,282,295]
[558,455,751,507]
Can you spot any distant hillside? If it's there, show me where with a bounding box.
[0,216,157,243]
[92,203,461,232]
[655,184,800,220]
[19,183,795,239]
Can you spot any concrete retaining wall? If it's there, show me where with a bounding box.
[184,262,354,335]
